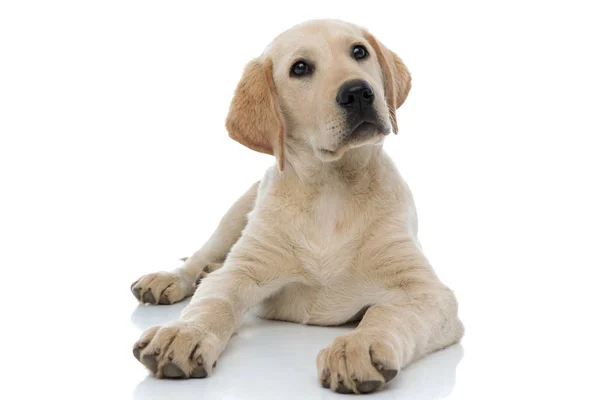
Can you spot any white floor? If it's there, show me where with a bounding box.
[128,298,463,400]
[127,298,462,400]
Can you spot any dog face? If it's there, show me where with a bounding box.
[226,20,411,170]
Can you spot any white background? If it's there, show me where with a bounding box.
[1,1,599,399]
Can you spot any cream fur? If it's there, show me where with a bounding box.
[131,19,463,394]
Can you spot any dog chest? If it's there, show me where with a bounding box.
[291,187,364,263]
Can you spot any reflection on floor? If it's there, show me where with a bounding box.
[130,299,463,400]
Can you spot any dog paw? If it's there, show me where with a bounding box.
[132,322,221,379]
[131,272,193,305]
[317,331,400,394]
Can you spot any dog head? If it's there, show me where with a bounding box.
[226,20,411,170]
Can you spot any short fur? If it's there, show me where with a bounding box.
[131,19,463,394]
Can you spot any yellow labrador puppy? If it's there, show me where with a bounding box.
[131,19,464,394]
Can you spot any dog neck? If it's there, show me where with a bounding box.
[281,140,384,187]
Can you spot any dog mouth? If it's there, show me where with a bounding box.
[318,120,388,158]
[350,121,381,138]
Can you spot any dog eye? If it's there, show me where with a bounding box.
[290,60,311,77]
[352,45,369,60]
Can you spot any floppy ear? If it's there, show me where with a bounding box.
[226,58,285,171]
[363,31,412,134]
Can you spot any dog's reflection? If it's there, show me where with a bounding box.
[387,343,464,399]
[132,324,463,400]
[130,298,191,331]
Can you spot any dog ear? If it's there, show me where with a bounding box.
[363,31,412,134]
[226,58,285,171]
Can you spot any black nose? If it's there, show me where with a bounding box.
[336,80,375,112]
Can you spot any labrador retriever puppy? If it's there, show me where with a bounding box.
[131,19,464,394]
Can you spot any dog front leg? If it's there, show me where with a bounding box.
[130,181,259,305]
[132,233,296,379]
[317,244,464,394]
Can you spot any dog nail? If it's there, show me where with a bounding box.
[382,368,398,382]
[132,286,141,300]
[162,363,185,379]
[190,366,207,378]
[142,291,155,304]
[159,293,170,305]
[335,383,351,394]
[141,354,158,374]
[357,380,381,393]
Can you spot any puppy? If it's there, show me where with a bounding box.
[131,19,464,394]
